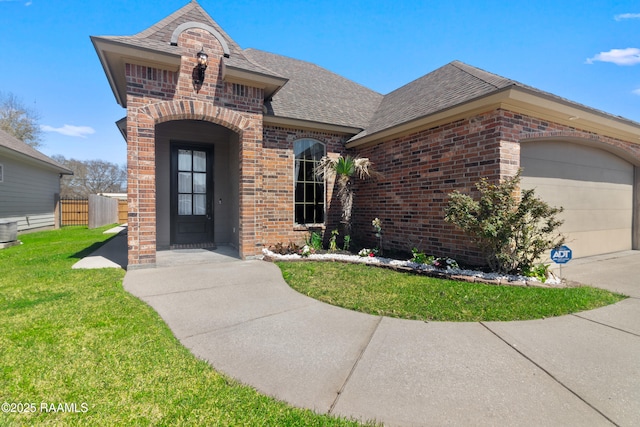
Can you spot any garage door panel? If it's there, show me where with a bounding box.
[524,180,632,211]
[521,140,633,258]
[522,142,633,172]
[561,229,631,258]
[560,210,631,233]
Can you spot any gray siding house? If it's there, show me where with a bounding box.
[0,129,72,232]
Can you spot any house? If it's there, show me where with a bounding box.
[0,128,73,232]
[92,1,640,269]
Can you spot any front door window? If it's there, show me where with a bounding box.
[178,149,207,216]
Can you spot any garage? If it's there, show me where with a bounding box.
[521,140,635,259]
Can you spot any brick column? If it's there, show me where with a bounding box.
[127,108,157,267]
[238,116,262,258]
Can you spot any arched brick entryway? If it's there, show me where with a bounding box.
[126,99,262,267]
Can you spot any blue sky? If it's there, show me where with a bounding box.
[1,0,638,166]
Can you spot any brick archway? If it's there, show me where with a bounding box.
[518,130,640,167]
[126,99,262,267]
[142,100,250,135]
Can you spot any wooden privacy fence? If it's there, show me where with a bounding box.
[61,197,128,227]
[60,198,88,226]
[118,200,127,224]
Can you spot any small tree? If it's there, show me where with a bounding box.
[52,155,126,198]
[314,155,380,236]
[444,171,565,274]
[0,91,43,148]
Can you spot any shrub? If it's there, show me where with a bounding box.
[343,235,351,252]
[411,248,434,265]
[306,231,323,251]
[524,263,551,283]
[433,257,459,270]
[270,242,301,255]
[358,248,378,257]
[444,170,565,274]
[299,245,315,257]
[329,229,339,252]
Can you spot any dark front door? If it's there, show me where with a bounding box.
[170,144,214,245]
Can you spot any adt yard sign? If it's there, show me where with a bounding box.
[551,245,572,264]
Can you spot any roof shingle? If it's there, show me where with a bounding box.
[245,49,383,129]
[0,129,72,174]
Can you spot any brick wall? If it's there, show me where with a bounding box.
[353,108,640,266]
[258,126,348,249]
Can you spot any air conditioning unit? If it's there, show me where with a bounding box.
[0,221,17,243]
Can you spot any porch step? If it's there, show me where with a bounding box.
[169,243,217,250]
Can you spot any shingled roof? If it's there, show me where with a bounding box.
[347,61,516,140]
[0,129,72,174]
[245,49,383,130]
[93,2,640,143]
[347,60,640,143]
[91,1,285,107]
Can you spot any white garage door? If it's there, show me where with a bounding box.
[521,140,634,259]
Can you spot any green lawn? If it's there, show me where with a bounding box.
[0,227,369,426]
[277,261,625,322]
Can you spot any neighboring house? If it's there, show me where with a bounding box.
[0,129,73,232]
[92,1,640,268]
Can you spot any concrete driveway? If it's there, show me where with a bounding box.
[123,250,640,427]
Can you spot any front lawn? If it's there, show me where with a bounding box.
[0,227,368,426]
[277,261,625,322]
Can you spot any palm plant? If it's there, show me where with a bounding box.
[315,155,380,236]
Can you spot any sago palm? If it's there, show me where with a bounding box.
[315,155,380,236]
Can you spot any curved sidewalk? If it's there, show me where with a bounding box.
[123,255,640,427]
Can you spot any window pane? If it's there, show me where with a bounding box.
[178,194,192,215]
[304,161,315,181]
[295,183,304,202]
[315,204,324,223]
[178,150,192,171]
[178,172,192,193]
[310,142,324,160]
[305,204,315,223]
[194,195,207,215]
[193,151,206,172]
[305,183,315,200]
[193,173,206,193]
[295,204,304,224]
[316,182,324,196]
[295,159,303,182]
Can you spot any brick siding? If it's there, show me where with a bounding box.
[258,126,348,249]
[353,109,640,266]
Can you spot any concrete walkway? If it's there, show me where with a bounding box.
[122,251,640,427]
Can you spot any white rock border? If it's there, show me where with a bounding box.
[262,249,563,288]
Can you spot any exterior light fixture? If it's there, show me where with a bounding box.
[195,48,208,85]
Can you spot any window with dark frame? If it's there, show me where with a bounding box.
[294,139,325,225]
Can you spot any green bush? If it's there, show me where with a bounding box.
[306,231,323,251]
[411,248,434,265]
[444,170,565,274]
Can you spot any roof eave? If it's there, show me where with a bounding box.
[116,117,127,142]
[221,60,289,100]
[91,36,181,108]
[347,87,640,148]
[263,115,362,135]
[0,146,73,175]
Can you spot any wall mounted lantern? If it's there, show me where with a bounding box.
[193,48,209,90]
